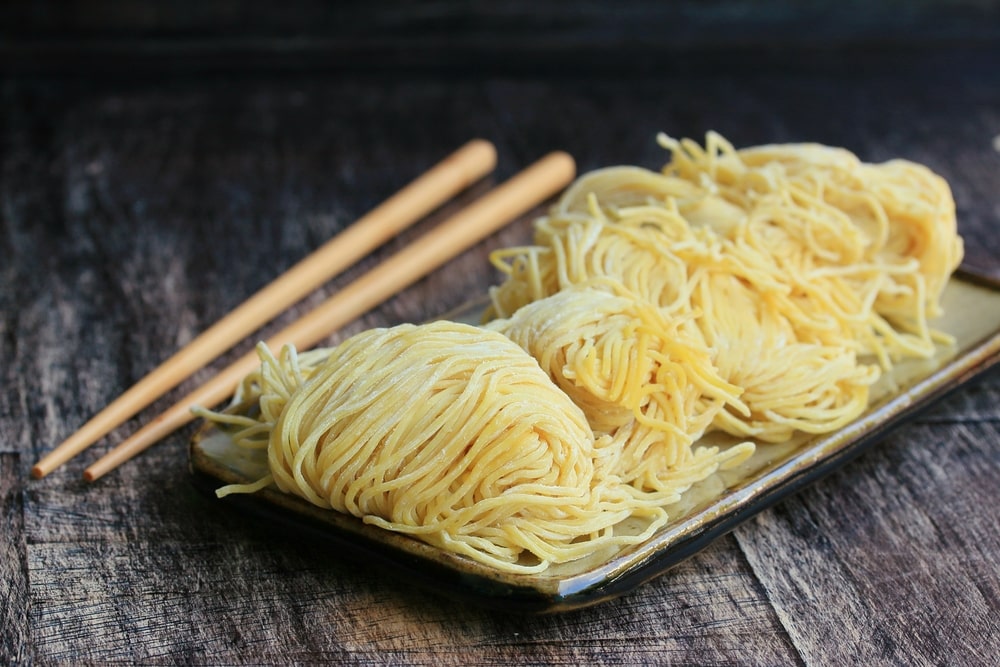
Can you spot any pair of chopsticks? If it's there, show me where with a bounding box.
[32,140,576,482]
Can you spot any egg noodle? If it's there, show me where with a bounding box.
[197,132,963,572]
[488,132,962,441]
[199,323,674,573]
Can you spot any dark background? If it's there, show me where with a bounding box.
[3,0,1000,76]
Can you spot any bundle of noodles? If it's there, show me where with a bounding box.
[695,271,881,440]
[485,279,755,490]
[659,131,963,361]
[486,132,963,441]
[197,320,671,573]
[487,198,878,441]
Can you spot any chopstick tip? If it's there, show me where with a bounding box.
[460,139,498,174]
[468,137,497,155]
[541,150,577,183]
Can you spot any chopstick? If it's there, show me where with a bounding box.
[31,139,497,480]
[82,151,576,482]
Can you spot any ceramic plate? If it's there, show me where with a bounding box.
[189,270,1000,613]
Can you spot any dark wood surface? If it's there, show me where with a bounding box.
[3,55,1000,664]
[4,1,1000,76]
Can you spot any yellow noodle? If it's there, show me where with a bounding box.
[198,132,963,573]
[659,131,962,346]
[486,280,754,486]
[488,132,963,442]
[201,321,670,573]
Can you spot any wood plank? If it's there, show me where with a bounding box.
[919,364,1000,422]
[735,420,1000,665]
[0,454,30,664]
[27,534,800,664]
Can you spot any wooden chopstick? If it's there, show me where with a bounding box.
[82,151,576,482]
[31,139,497,479]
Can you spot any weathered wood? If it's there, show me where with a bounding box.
[736,419,1000,666]
[0,455,30,664]
[25,534,801,664]
[2,59,999,664]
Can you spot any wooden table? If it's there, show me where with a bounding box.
[3,55,1000,664]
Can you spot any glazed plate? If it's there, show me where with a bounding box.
[190,270,1000,613]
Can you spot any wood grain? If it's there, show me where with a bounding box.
[737,420,1000,666]
[2,58,999,664]
[0,455,30,664]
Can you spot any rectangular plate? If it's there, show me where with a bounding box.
[189,270,1000,613]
